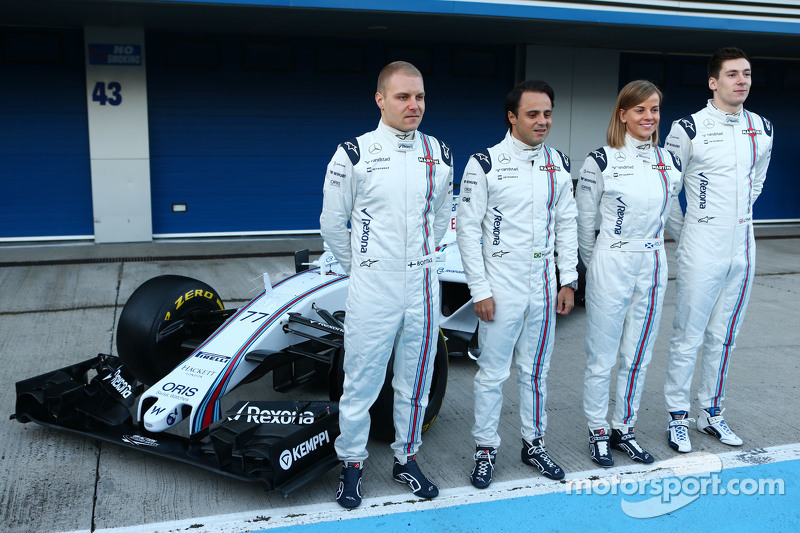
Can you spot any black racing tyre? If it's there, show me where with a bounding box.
[330,330,449,442]
[117,275,224,386]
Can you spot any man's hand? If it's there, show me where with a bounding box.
[474,297,495,322]
[556,286,575,315]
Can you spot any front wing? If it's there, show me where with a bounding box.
[12,354,340,495]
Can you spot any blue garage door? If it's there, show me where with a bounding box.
[146,32,514,236]
[0,29,92,240]
[621,52,798,221]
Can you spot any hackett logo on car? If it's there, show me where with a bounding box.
[279,430,331,470]
[180,364,216,377]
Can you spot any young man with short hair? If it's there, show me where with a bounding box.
[320,61,453,508]
[664,47,773,452]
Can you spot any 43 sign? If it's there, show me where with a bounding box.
[92,81,122,106]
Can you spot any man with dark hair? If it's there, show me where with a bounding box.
[664,47,773,453]
[320,61,453,507]
[456,80,578,488]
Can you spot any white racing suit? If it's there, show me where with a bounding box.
[577,136,683,431]
[456,131,578,447]
[664,101,773,413]
[320,121,453,462]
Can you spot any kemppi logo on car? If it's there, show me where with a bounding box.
[492,206,503,245]
[360,208,373,253]
[104,368,133,399]
[614,196,627,235]
[279,430,331,470]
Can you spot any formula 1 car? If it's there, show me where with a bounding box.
[12,208,481,494]
[12,199,585,494]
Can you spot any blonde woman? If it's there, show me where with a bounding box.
[576,80,683,467]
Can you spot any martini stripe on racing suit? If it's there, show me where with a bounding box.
[578,137,683,431]
[320,121,453,462]
[663,101,772,413]
[457,131,578,447]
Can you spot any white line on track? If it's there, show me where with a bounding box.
[78,442,800,533]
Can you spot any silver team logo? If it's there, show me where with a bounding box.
[498,153,511,164]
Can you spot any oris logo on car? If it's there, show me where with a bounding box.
[279,430,331,470]
[161,382,198,397]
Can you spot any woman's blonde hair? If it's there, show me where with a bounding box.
[606,80,663,148]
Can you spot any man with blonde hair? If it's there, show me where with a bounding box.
[321,61,453,507]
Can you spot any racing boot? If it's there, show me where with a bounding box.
[668,411,694,453]
[697,407,743,446]
[589,428,614,467]
[521,437,564,480]
[393,455,439,498]
[470,446,496,489]
[336,461,363,508]
[610,427,654,464]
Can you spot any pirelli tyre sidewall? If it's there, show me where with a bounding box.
[330,329,449,442]
[117,275,224,386]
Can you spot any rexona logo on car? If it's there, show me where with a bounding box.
[279,430,331,470]
[228,402,316,424]
[103,368,133,398]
